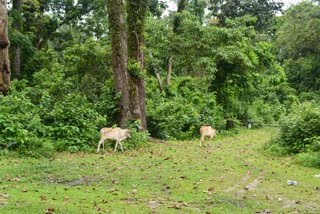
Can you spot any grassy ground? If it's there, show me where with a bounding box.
[0,127,319,213]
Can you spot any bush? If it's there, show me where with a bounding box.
[264,136,291,156]
[146,77,222,140]
[296,152,320,168]
[0,84,52,157]
[0,78,106,156]
[248,100,285,126]
[265,101,320,168]
[125,120,150,150]
[278,102,320,154]
[43,92,105,152]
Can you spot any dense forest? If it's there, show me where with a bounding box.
[0,0,319,166]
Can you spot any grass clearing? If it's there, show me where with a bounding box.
[0,127,319,213]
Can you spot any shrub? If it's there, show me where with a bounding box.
[125,120,150,150]
[248,100,285,126]
[0,83,52,157]
[146,77,222,140]
[44,92,105,152]
[0,79,106,156]
[278,102,320,154]
[296,152,320,168]
[265,101,320,168]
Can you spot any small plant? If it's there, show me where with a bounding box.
[125,119,150,150]
[128,58,145,77]
[296,152,320,168]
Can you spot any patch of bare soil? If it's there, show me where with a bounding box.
[237,171,264,195]
[224,171,263,194]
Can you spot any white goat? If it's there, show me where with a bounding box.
[97,127,131,152]
[199,126,217,147]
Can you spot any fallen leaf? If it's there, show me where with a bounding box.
[40,196,47,201]
[63,197,70,203]
[208,187,215,191]
[45,208,55,214]
[108,188,119,193]
[7,178,20,182]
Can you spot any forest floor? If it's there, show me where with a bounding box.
[1,127,320,213]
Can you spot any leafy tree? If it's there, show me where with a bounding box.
[208,0,283,32]
[7,0,108,79]
[149,0,168,18]
[276,1,320,94]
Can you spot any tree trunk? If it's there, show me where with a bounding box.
[166,0,186,88]
[107,0,131,128]
[166,55,173,86]
[13,47,20,79]
[127,0,149,130]
[0,0,10,95]
[226,119,234,130]
[12,0,22,79]
[148,50,163,91]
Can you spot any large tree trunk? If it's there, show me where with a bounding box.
[12,0,22,79]
[107,0,131,128]
[127,0,149,130]
[0,0,10,96]
[166,55,173,86]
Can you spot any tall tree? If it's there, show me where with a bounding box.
[208,0,283,32]
[127,0,149,130]
[107,0,131,128]
[276,1,320,93]
[11,0,22,79]
[0,0,10,95]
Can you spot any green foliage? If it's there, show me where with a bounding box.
[296,152,320,168]
[62,37,109,76]
[31,68,106,152]
[299,91,320,102]
[125,120,150,150]
[0,81,53,158]
[128,59,145,78]
[44,92,105,152]
[276,2,320,94]
[208,0,283,32]
[248,100,280,125]
[93,78,124,128]
[265,102,320,161]
[146,77,222,140]
[1,71,105,155]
